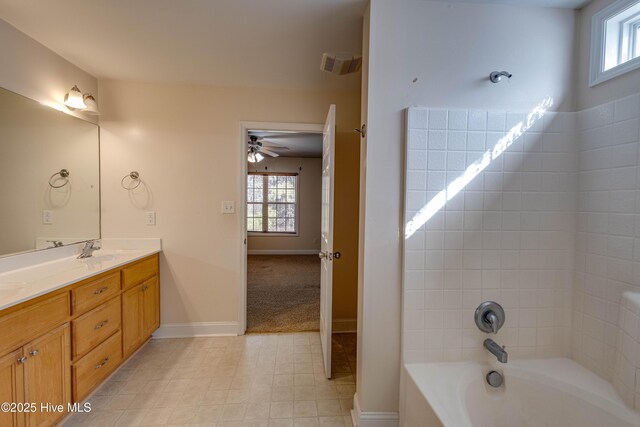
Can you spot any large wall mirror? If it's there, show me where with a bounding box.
[0,87,100,257]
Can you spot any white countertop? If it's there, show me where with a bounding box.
[0,238,161,311]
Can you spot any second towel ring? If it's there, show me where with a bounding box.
[121,171,141,190]
[49,169,70,188]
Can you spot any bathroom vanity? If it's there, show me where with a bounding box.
[0,246,160,427]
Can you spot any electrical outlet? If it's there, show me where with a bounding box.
[146,211,156,226]
[42,210,53,225]
[222,201,235,214]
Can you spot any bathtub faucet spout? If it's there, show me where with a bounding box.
[484,338,508,363]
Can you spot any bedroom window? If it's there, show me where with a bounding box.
[590,0,640,86]
[247,173,298,234]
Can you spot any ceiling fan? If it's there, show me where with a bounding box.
[247,135,289,163]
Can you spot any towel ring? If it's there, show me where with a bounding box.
[49,169,70,188]
[121,171,141,190]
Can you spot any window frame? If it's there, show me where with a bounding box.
[590,0,640,87]
[247,172,300,237]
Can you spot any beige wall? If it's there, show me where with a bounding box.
[247,156,322,253]
[359,0,577,418]
[98,79,360,329]
[574,0,640,109]
[0,18,98,124]
[332,132,360,330]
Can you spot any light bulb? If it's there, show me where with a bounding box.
[64,86,86,110]
[83,94,100,115]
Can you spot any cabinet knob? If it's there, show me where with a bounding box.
[29,350,39,357]
[94,320,109,330]
[142,285,149,291]
[95,357,110,369]
[94,286,109,295]
[17,356,27,364]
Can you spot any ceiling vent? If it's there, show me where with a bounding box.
[320,52,362,75]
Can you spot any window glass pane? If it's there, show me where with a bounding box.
[250,174,297,233]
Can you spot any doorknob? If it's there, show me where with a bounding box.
[354,124,366,138]
[318,251,327,260]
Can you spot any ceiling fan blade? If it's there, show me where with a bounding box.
[260,148,280,157]
[260,139,291,149]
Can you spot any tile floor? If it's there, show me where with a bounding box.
[63,332,356,427]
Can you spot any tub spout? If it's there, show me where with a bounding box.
[484,338,508,363]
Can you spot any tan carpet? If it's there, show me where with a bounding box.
[247,255,320,333]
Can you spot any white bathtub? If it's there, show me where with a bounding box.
[403,358,640,427]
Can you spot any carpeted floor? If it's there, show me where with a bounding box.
[247,254,320,333]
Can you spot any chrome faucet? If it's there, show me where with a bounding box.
[484,338,508,363]
[77,240,101,259]
[47,240,63,248]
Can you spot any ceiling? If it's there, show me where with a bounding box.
[0,0,365,92]
[248,131,322,158]
[427,0,591,7]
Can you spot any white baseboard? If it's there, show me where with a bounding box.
[153,322,239,338]
[333,318,357,333]
[247,249,319,255]
[352,393,399,427]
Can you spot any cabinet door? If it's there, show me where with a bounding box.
[23,324,70,427]
[142,277,160,338]
[122,283,144,357]
[0,349,25,427]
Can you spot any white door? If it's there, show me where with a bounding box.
[319,104,336,379]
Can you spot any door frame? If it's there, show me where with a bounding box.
[238,121,324,335]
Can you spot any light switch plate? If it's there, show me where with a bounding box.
[222,201,235,214]
[146,211,156,226]
[42,210,53,225]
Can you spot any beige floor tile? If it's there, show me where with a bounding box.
[318,416,345,427]
[222,403,248,421]
[294,418,319,427]
[193,404,224,423]
[139,406,172,425]
[315,400,342,416]
[269,401,294,418]
[268,419,294,427]
[294,386,316,401]
[244,401,271,420]
[293,400,318,417]
[271,386,294,401]
[115,408,148,426]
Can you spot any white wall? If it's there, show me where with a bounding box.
[403,106,576,364]
[247,156,321,254]
[0,18,98,124]
[359,0,576,419]
[573,93,640,401]
[575,0,640,109]
[98,79,360,332]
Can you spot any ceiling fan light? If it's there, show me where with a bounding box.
[248,152,257,163]
[255,152,264,162]
[64,85,86,110]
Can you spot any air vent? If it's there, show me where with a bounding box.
[320,52,362,75]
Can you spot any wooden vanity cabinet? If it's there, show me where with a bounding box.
[0,253,160,426]
[0,324,71,427]
[123,276,159,357]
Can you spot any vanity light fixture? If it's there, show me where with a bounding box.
[82,94,100,115]
[63,85,86,110]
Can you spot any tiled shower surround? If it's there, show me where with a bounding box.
[403,93,640,408]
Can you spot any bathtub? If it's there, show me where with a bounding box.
[402,358,640,427]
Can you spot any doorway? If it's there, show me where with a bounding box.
[245,129,324,333]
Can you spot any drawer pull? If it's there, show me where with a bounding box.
[94,286,109,295]
[29,349,39,357]
[94,320,109,330]
[17,356,27,364]
[95,357,110,369]
[142,285,149,291]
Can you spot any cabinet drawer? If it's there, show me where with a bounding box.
[121,256,158,289]
[0,293,69,356]
[72,273,120,314]
[72,330,122,402]
[72,297,121,359]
